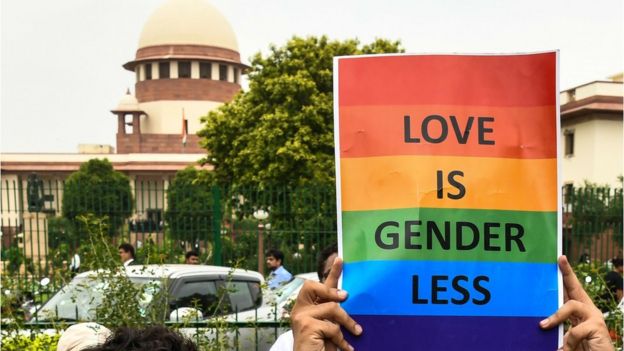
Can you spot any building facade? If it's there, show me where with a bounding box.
[560,76,623,188]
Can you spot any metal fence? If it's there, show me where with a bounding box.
[0,174,622,348]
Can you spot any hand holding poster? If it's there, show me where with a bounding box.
[334,52,561,350]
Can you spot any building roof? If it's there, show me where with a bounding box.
[0,153,210,173]
[138,0,238,52]
[560,80,623,119]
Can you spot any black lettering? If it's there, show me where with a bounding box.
[427,221,450,250]
[505,223,526,252]
[447,170,466,200]
[456,222,479,250]
[451,275,470,305]
[403,115,420,143]
[375,221,399,249]
[478,117,495,145]
[450,116,474,144]
[421,115,448,143]
[436,170,444,199]
[404,220,422,249]
[472,276,491,305]
[412,275,428,304]
[431,275,448,304]
[484,222,501,251]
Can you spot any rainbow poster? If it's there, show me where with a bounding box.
[334,52,561,350]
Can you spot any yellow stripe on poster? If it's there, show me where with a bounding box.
[341,155,557,212]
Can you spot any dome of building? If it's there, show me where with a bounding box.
[138,0,238,52]
[113,90,141,112]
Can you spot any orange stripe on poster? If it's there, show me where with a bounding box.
[339,105,556,159]
[337,53,556,107]
[340,155,557,212]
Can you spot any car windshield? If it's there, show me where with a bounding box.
[35,275,161,321]
[269,277,306,306]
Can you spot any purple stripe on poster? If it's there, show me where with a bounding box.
[343,315,558,351]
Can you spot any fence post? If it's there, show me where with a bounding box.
[212,185,222,266]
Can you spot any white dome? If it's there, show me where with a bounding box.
[138,0,239,52]
[114,91,140,112]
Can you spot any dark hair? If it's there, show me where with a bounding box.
[266,249,284,263]
[118,243,135,258]
[613,258,623,268]
[317,243,338,282]
[185,250,199,260]
[83,326,197,351]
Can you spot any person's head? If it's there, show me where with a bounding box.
[317,243,338,283]
[57,323,111,351]
[118,243,135,263]
[185,250,199,265]
[266,249,285,271]
[82,326,197,351]
[612,258,623,274]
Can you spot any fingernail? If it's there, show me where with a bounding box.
[337,290,348,299]
[539,318,549,327]
[348,344,355,351]
[355,324,363,335]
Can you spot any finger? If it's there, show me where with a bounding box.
[324,257,343,289]
[319,320,353,351]
[325,340,337,351]
[559,255,592,304]
[296,280,348,305]
[539,300,590,329]
[562,322,597,351]
[302,302,362,336]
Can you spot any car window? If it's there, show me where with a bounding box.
[226,281,259,313]
[36,276,161,321]
[172,280,221,317]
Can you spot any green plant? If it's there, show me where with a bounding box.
[1,246,25,274]
[0,333,60,351]
[62,159,133,236]
[573,262,623,348]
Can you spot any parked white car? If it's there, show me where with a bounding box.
[31,264,280,350]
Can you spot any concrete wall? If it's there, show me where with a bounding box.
[561,114,623,187]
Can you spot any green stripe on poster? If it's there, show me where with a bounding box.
[342,207,556,263]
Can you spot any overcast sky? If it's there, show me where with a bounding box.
[1,0,622,153]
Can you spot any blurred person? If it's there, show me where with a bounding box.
[271,243,337,351]
[600,258,623,312]
[57,323,111,351]
[185,250,200,264]
[266,248,292,289]
[118,243,136,266]
[82,325,197,351]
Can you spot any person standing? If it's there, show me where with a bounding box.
[601,258,623,312]
[69,248,81,275]
[118,243,136,267]
[185,250,200,264]
[266,249,292,289]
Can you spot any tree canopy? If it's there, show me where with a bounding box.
[198,36,404,189]
[165,167,216,242]
[62,158,133,236]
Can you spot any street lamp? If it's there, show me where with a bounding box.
[253,209,269,275]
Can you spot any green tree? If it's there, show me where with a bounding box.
[165,167,217,242]
[197,37,402,265]
[568,181,623,247]
[62,159,132,236]
[198,36,403,189]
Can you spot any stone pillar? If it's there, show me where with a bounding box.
[117,113,126,135]
[132,113,141,134]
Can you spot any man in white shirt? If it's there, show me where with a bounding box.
[118,243,136,267]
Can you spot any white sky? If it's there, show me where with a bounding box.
[1,0,622,153]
